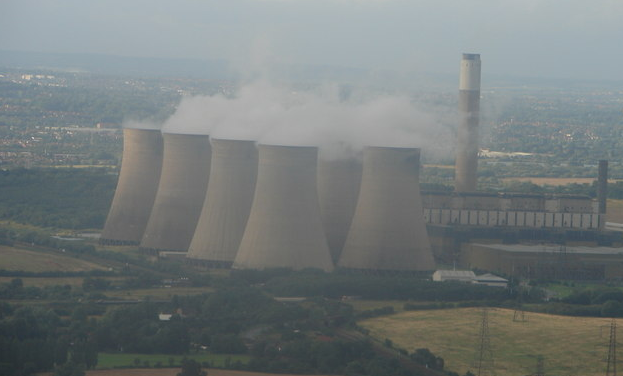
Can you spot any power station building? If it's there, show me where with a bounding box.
[98,53,623,280]
[463,243,623,280]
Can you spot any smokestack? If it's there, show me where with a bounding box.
[598,160,608,214]
[233,145,334,272]
[187,139,258,266]
[317,158,362,262]
[140,133,211,252]
[100,128,163,245]
[455,53,481,192]
[338,146,435,272]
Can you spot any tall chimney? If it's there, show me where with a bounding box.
[317,157,362,262]
[338,147,435,272]
[187,139,258,267]
[233,145,334,272]
[455,53,481,192]
[100,128,163,245]
[598,159,608,214]
[140,133,211,253]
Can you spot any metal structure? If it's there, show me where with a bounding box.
[474,307,494,376]
[455,53,481,192]
[534,355,545,376]
[233,145,334,272]
[317,157,362,262]
[599,160,608,215]
[140,133,211,252]
[338,146,435,271]
[606,319,617,376]
[187,139,258,266]
[100,128,163,245]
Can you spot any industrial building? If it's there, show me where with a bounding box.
[422,191,602,230]
[98,53,623,280]
[463,243,623,280]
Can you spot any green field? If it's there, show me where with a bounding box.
[360,307,613,376]
[0,245,108,272]
[97,353,251,369]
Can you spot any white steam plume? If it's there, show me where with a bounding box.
[160,80,456,160]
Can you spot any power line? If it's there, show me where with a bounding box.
[474,307,495,376]
[606,319,617,376]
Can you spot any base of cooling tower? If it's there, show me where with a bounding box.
[185,258,233,269]
[99,238,140,246]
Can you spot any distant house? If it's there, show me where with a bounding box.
[473,273,508,288]
[432,270,476,283]
[432,270,508,288]
[158,313,172,321]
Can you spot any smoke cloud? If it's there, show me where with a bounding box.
[157,80,456,160]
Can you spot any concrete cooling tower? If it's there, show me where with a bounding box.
[338,146,435,271]
[455,53,482,192]
[139,133,211,253]
[187,139,258,267]
[100,128,163,245]
[317,158,362,262]
[233,145,334,272]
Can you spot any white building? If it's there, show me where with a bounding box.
[432,270,476,283]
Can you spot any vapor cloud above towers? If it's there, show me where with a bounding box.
[134,80,456,160]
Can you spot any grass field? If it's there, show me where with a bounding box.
[97,353,251,369]
[0,276,87,287]
[40,367,330,376]
[0,245,108,272]
[360,307,613,376]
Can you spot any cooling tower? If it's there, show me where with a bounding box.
[139,133,211,253]
[455,53,482,192]
[317,158,362,262]
[100,128,163,245]
[233,145,334,272]
[338,146,435,271]
[187,139,258,266]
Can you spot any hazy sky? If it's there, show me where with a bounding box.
[1,0,622,80]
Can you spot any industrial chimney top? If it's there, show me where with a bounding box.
[462,53,480,60]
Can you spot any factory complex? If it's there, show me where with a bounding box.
[99,54,623,280]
